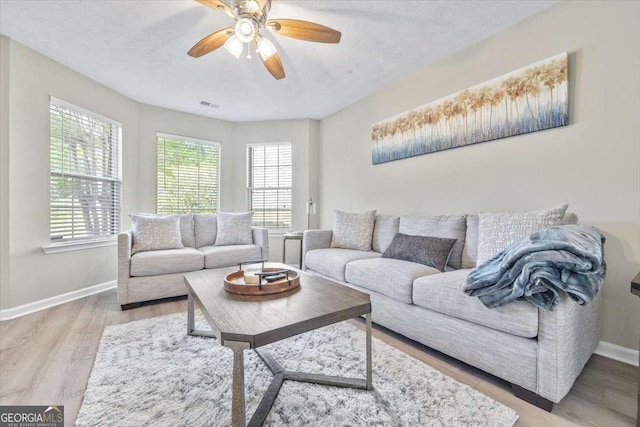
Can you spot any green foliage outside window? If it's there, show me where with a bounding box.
[156,136,220,214]
[49,102,121,242]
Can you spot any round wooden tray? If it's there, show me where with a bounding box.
[224,268,300,296]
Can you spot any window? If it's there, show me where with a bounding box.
[49,98,122,244]
[156,133,220,214]
[247,143,292,232]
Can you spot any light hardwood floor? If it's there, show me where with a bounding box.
[0,289,637,426]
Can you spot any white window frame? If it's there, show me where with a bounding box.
[247,142,293,234]
[156,132,221,215]
[43,97,122,254]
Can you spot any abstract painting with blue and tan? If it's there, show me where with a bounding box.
[372,52,568,164]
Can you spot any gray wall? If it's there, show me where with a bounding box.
[317,1,640,350]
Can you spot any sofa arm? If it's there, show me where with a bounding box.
[117,230,133,305]
[536,291,603,402]
[302,229,333,270]
[252,227,269,261]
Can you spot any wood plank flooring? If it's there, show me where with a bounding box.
[0,289,637,426]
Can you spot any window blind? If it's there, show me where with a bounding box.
[49,98,122,243]
[156,134,220,214]
[247,143,292,232]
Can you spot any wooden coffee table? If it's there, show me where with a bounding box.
[183,264,373,427]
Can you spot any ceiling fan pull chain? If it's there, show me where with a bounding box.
[246,43,252,59]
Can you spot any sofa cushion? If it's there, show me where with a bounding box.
[399,214,467,270]
[372,215,400,253]
[180,214,195,248]
[194,214,217,248]
[412,269,539,338]
[345,258,440,304]
[461,214,479,269]
[130,248,204,277]
[305,248,381,282]
[200,244,262,269]
[215,212,254,246]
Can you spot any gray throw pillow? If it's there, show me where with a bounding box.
[330,209,377,251]
[382,233,457,272]
[130,214,183,254]
[215,212,254,246]
[398,214,467,269]
[476,204,568,265]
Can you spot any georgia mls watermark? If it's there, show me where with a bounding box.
[0,406,63,427]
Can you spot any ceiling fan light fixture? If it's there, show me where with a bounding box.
[235,18,255,43]
[246,0,260,13]
[223,35,243,59]
[257,36,277,61]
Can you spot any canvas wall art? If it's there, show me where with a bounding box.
[371,52,568,164]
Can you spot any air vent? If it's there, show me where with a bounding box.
[199,100,220,109]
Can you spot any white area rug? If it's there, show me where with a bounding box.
[77,312,518,426]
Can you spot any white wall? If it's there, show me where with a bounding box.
[0,38,320,309]
[318,1,640,350]
[4,38,140,309]
[0,36,10,308]
[233,120,319,264]
[135,115,318,264]
[136,104,235,213]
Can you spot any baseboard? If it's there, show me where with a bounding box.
[594,341,639,367]
[0,280,117,321]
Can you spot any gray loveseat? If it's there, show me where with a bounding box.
[302,213,602,410]
[118,214,269,309]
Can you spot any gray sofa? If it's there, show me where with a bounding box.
[118,214,269,309]
[302,213,602,410]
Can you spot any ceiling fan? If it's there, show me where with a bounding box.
[188,0,341,80]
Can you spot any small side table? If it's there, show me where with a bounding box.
[631,271,640,426]
[282,232,303,269]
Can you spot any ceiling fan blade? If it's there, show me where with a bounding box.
[188,27,234,58]
[267,19,341,43]
[261,52,285,80]
[195,0,235,18]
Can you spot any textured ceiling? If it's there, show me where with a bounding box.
[0,0,557,121]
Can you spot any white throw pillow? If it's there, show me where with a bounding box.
[215,212,254,246]
[476,204,568,265]
[330,209,377,251]
[130,213,183,254]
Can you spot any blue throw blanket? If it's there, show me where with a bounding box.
[463,225,606,311]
